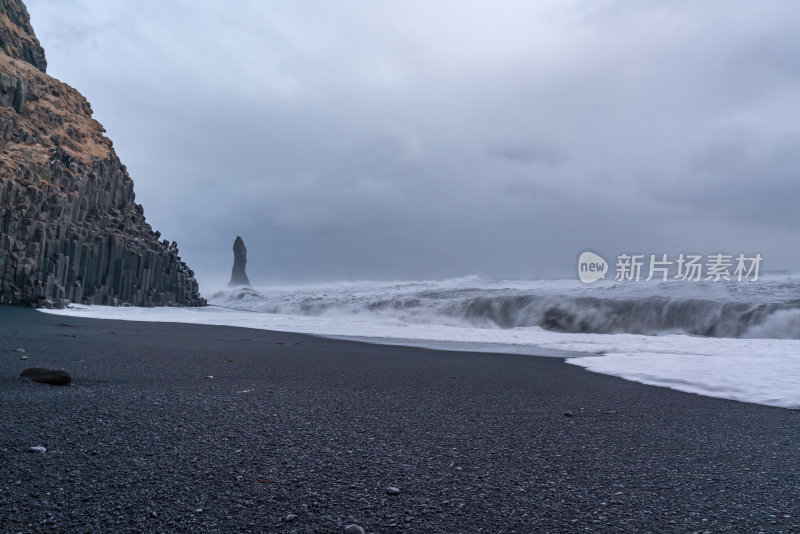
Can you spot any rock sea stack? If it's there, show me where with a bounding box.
[0,0,205,307]
[228,235,251,287]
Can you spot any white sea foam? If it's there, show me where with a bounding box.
[40,274,800,409]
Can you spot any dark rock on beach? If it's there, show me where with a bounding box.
[228,235,251,287]
[20,366,70,385]
[0,0,204,307]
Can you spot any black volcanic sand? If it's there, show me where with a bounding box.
[0,307,798,533]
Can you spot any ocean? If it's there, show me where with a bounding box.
[43,273,800,409]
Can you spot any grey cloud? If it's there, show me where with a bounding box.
[675,130,800,227]
[491,145,565,167]
[23,0,800,290]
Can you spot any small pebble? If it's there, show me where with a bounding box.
[16,348,25,353]
[195,508,203,513]
[344,525,366,534]
[563,411,574,417]
[205,376,214,379]
[284,514,296,522]
[386,486,401,495]
[20,356,28,360]
[27,446,46,453]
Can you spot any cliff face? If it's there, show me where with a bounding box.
[0,1,205,307]
[0,0,45,73]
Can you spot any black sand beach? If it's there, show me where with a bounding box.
[1,307,798,533]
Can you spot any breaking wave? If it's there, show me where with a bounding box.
[210,274,800,340]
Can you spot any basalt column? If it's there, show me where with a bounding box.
[0,0,205,307]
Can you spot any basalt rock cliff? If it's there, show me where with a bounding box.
[0,0,205,307]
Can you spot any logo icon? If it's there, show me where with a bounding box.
[578,251,608,284]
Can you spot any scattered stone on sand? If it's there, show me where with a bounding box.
[344,525,366,534]
[20,368,71,385]
[27,446,46,453]
[386,486,401,495]
[205,375,214,379]
[564,411,574,417]
[16,348,25,352]
[284,514,296,522]
[20,355,28,360]
[194,508,203,513]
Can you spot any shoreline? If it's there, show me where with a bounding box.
[40,302,800,410]
[1,306,798,532]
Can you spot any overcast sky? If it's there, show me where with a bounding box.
[25,0,800,290]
